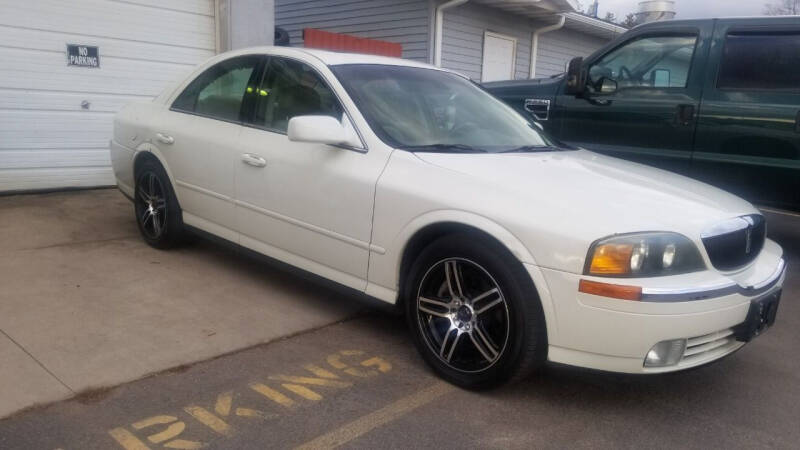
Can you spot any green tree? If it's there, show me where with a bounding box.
[604,12,617,22]
[621,12,638,28]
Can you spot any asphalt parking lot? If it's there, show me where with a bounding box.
[0,189,798,449]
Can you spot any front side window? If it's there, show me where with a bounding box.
[588,35,697,90]
[717,32,800,91]
[172,55,261,122]
[331,64,558,152]
[252,57,343,132]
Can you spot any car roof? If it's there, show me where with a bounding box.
[222,46,445,70]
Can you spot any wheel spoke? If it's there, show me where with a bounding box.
[445,260,465,300]
[137,188,151,203]
[419,296,450,308]
[140,208,153,225]
[474,297,503,315]
[445,331,461,362]
[152,213,162,236]
[470,325,499,362]
[471,288,498,304]
[419,305,449,318]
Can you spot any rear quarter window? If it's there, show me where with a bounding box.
[717,32,800,91]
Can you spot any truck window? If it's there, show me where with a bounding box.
[588,35,697,90]
[717,32,800,91]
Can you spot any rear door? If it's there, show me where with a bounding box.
[554,24,712,174]
[691,19,800,210]
[159,55,264,241]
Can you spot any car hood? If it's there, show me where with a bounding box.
[413,149,758,271]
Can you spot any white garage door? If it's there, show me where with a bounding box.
[0,0,216,192]
[481,32,517,82]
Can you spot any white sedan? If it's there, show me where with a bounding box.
[111,47,785,388]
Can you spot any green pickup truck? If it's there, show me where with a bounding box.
[485,17,799,211]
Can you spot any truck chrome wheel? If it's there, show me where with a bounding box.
[135,171,168,240]
[416,258,510,373]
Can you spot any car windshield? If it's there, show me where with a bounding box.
[331,64,560,153]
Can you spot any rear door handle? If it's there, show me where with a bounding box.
[241,153,267,168]
[156,133,174,145]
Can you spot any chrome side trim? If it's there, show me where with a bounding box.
[641,259,785,302]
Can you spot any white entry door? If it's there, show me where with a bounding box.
[481,32,517,82]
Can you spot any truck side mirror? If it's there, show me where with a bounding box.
[564,57,587,96]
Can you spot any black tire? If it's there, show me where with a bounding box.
[134,159,186,249]
[404,233,547,389]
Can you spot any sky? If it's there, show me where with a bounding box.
[591,0,767,20]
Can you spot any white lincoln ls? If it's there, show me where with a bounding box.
[111,47,785,388]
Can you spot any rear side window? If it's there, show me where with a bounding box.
[717,32,800,90]
[172,55,261,121]
[252,57,343,133]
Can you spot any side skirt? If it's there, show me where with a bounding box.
[183,225,402,316]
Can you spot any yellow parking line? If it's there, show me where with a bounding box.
[294,382,455,450]
[108,427,150,450]
[283,384,324,401]
[251,383,296,408]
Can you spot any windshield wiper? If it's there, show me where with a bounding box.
[499,145,556,153]
[399,144,488,153]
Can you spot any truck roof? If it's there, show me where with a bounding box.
[632,15,800,30]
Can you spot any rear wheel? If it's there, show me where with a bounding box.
[134,160,185,249]
[405,233,547,389]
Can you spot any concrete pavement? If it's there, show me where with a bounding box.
[0,189,360,418]
[0,190,798,449]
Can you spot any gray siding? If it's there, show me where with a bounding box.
[535,28,610,77]
[441,3,532,81]
[275,0,430,62]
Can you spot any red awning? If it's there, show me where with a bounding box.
[303,28,402,58]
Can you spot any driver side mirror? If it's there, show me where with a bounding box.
[598,77,618,94]
[287,115,355,146]
[564,57,587,96]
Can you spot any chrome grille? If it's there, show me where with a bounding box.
[702,214,765,271]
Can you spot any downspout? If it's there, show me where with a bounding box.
[529,14,565,78]
[434,0,469,67]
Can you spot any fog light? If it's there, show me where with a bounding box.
[644,339,687,367]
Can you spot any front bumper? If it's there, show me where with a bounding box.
[528,239,786,374]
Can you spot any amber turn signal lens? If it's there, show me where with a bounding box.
[578,279,642,301]
[588,243,633,275]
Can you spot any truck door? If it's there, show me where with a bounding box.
[691,19,800,210]
[554,25,710,175]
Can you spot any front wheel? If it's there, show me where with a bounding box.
[405,233,547,389]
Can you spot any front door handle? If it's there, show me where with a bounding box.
[241,153,267,168]
[675,104,695,126]
[155,133,174,145]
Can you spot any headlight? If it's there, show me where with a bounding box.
[585,232,705,277]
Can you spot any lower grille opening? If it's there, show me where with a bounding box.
[681,328,738,364]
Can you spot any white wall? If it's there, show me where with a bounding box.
[0,0,218,192]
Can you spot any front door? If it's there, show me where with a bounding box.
[554,28,707,174]
[235,56,389,291]
[692,20,800,210]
